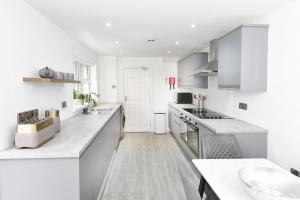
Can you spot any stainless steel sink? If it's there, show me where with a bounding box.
[90,108,113,115]
[239,166,300,200]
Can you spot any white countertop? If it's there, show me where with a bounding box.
[192,159,297,200]
[0,103,122,160]
[169,102,267,134]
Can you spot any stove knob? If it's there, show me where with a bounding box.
[189,119,191,121]
[219,116,222,119]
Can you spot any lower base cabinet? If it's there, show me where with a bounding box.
[0,109,121,200]
[80,110,120,200]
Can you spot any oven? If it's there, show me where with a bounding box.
[180,113,200,158]
[187,122,199,156]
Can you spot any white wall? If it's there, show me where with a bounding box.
[0,0,97,151]
[97,56,118,102]
[116,57,177,132]
[185,0,300,170]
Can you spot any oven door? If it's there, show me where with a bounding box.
[187,123,199,157]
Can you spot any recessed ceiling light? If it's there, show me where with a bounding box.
[167,50,171,54]
[105,22,111,27]
[175,41,180,45]
[191,24,196,29]
[115,40,119,44]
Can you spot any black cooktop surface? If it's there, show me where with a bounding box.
[183,108,232,119]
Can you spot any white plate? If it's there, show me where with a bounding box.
[239,166,300,200]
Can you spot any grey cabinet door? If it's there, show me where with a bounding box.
[178,53,208,88]
[80,111,118,200]
[218,28,242,89]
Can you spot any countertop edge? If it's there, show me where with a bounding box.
[168,102,268,134]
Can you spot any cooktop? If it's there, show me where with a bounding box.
[183,108,232,119]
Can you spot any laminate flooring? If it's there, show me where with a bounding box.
[101,133,200,200]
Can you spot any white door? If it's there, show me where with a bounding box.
[123,68,151,132]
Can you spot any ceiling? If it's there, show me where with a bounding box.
[25,0,293,57]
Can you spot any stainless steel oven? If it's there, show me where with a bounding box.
[180,113,200,157]
[187,122,199,156]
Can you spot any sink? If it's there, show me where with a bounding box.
[239,167,300,200]
[90,108,113,115]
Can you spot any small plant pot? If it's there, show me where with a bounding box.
[78,99,84,105]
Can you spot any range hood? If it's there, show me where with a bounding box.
[197,39,218,76]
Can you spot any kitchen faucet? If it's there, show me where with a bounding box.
[84,92,100,114]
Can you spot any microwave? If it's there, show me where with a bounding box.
[176,92,193,104]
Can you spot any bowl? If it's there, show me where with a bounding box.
[239,166,300,200]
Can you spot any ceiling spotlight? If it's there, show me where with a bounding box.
[191,24,196,29]
[106,22,111,27]
[175,41,180,45]
[115,40,119,44]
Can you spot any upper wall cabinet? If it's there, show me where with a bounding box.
[178,53,208,89]
[218,24,269,91]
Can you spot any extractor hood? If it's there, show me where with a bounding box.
[197,39,218,76]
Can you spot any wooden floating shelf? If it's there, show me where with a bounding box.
[23,77,81,84]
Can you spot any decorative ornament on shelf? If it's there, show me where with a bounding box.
[38,66,55,78]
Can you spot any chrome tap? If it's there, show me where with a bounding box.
[84,92,100,114]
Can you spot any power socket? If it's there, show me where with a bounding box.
[61,101,67,109]
[291,168,300,177]
[239,102,247,110]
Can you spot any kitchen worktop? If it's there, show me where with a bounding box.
[169,102,267,134]
[0,103,122,160]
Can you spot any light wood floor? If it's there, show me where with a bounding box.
[101,133,200,200]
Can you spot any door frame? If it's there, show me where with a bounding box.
[122,67,152,132]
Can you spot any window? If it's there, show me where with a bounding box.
[75,61,91,94]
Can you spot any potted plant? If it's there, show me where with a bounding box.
[73,89,79,99]
[77,93,85,105]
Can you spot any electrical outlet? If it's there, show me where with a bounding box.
[291,168,300,177]
[239,102,247,110]
[61,101,67,109]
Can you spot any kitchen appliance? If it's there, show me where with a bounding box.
[120,106,125,140]
[197,39,218,76]
[180,114,200,156]
[183,108,232,119]
[176,92,193,104]
[15,109,56,148]
[45,109,61,133]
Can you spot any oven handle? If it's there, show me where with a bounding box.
[188,123,199,131]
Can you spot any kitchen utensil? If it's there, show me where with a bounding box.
[239,166,300,200]
[38,66,55,78]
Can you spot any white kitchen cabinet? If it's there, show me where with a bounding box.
[178,53,208,88]
[218,24,268,91]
